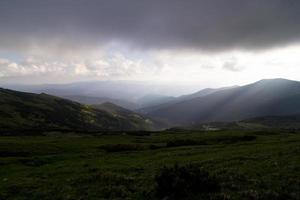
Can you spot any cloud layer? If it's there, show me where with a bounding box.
[1,0,300,86]
[1,0,300,53]
[0,55,150,80]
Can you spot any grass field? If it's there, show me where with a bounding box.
[0,130,299,199]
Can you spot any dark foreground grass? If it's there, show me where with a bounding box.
[0,130,299,199]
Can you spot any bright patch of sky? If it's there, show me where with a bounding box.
[1,43,300,88]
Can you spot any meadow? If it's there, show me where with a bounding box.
[0,130,299,199]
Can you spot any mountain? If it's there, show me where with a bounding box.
[146,79,300,126]
[93,102,138,116]
[0,88,160,133]
[2,80,201,105]
[92,102,165,130]
[63,94,176,110]
[177,86,237,101]
[62,95,139,110]
[136,94,176,108]
[137,86,235,114]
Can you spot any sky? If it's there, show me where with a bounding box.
[0,0,300,87]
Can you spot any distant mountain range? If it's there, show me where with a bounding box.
[0,88,161,133]
[2,78,300,131]
[137,86,236,114]
[1,81,201,110]
[62,94,176,110]
[62,95,139,110]
[142,79,300,126]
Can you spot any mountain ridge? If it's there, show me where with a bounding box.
[145,78,300,126]
[0,88,160,133]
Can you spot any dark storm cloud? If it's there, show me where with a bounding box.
[0,0,300,52]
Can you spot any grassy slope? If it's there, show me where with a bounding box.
[241,115,300,129]
[0,88,156,132]
[189,115,300,131]
[93,102,163,130]
[0,130,299,199]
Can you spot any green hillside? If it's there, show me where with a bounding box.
[0,88,157,133]
[93,102,135,116]
[92,102,164,131]
[188,115,300,131]
[0,130,299,199]
[241,115,300,130]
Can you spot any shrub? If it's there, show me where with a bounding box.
[166,139,206,147]
[149,144,163,150]
[155,164,220,200]
[18,157,51,167]
[99,144,146,152]
[213,135,256,144]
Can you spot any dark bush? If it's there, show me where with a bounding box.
[0,150,30,157]
[166,139,207,147]
[149,144,163,150]
[213,135,256,144]
[240,135,256,141]
[18,157,51,167]
[126,131,152,136]
[155,164,220,200]
[99,144,146,152]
